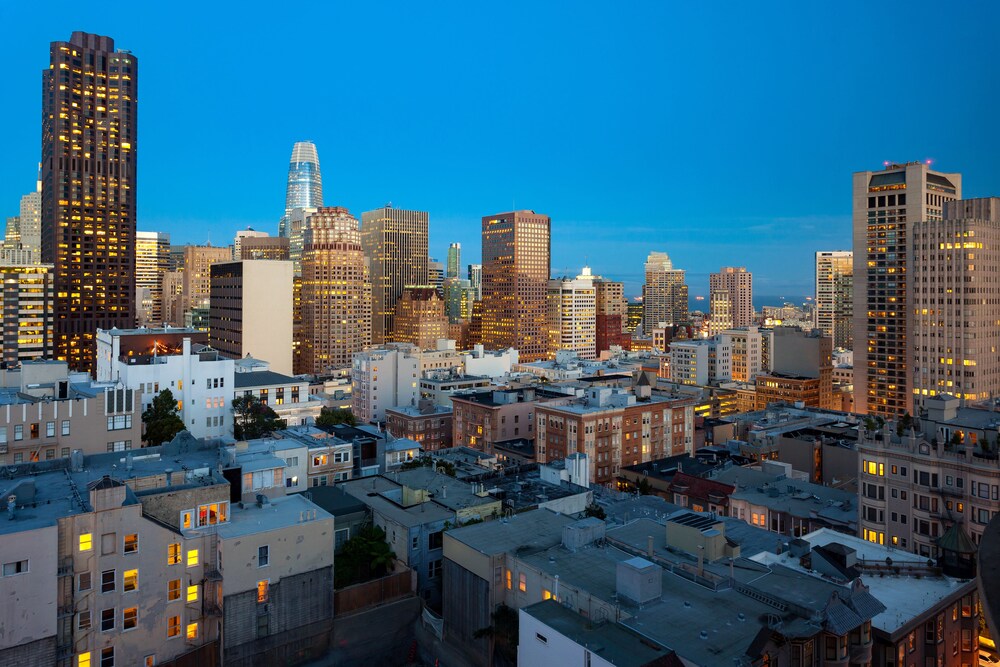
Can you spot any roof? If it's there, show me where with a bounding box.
[446,508,574,555]
[233,370,304,389]
[216,493,334,539]
[667,471,735,502]
[937,522,978,555]
[711,466,856,526]
[300,485,367,517]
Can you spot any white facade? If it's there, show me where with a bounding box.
[97,331,234,440]
[518,608,623,667]
[547,267,597,360]
[352,347,420,424]
[720,326,772,382]
[668,338,731,385]
[461,344,518,378]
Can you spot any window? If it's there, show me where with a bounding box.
[167,615,180,638]
[286,456,298,467]
[313,454,328,466]
[518,572,526,592]
[168,579,180,601]
[78,610,91,630]
[186,623,198,640]
[123,569,137,592]
[168,543,180,565]
[187,549,198,567]
[123,606,137,630]
[101,607,115,631]
[429,559,442,579]
[79,572,92,591]
[101,569,115,593]
[285,475,299,488]
[536,633,548,645]
[144,656,155,667]
[334,450,350,463]
[257,579,269,603]
[197,502,228,527]
[505,569,512,590]
[80,533,93,552]
[334,528,350,551]
[46,421,55,437]
[258,545,269,567]
[78,653,91,667]
[101,647,114,667]
[187,585,198,603]
[62,420,70,436]
[429,531,444,550]
[30,423,38,439]
[123,533,138,554]
[181,511,192,530]
[14,425,22,441]
[2,560,28,576]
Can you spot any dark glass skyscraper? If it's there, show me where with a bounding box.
[42,32,137,372]
[278,141,323,237]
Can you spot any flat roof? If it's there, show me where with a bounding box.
[233,370,304,389]
[446,508,574,555]
[216,493,333,539]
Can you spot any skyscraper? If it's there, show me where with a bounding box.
[180,245,232,326]
[853,162,961,417]
[594,276,629,353]
[300,207,371,374]
[360,206,429,344]
[278,141,323,238]
[135,231,170,326]
[0,264,54,365]
[468,263,482,300]
[446,243,461,279]
[815,251,853,350]
[42,32,137,371]
[391,286,450,350]
[710,267,753,328]
[548,267,597,360]
[642,251,688,334]
[911,198,1000,405]
[18,171,42,259]
[480,210,551,361]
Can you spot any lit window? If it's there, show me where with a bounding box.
[518,572,526,592]
[181,511,192,530]
[505,569,512,590]
[123,606,138,630]
[168,579,180,601]
[167,543,180,565]
[78,653,91,667]
[186,622,198,640]
[186,549,198,567]
[123,569,138,592]
[167,615,180,638]
[80,533,93,552]
[257,579,269,603]
[186,585,198,602]
[124,533,138,554]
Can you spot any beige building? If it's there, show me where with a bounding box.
[180,245,233,322]
[709,266,753,328]
[162,270,184,327]
[360,206,429,345]
[707,288,732,335]
[351,342,463,424]
[642,251,687,333]
[814,250,853,350]
[547,267,597,360]
[233,228,268,260]
[0,264,54,365]
[135,232,170,327]
[480,211,551,362]
[299,207,372,375]
[911,197,1000,405]
[392,286,449,349]
[209,260,294,375]
[721,326,772,382]
[240,235,290,261]
[853,162,962,417]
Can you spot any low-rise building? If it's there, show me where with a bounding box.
[233,362,322,428]
[385,400,452,451]
[451,386,570,454]
[419,372,493,408]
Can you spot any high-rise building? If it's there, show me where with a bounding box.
[18,174,42,259]
[360,206,429,345]
[427,258,444,293]
[710,267,753,328]
[468,263,483,300]
[548,267,597,360]
[594,277,629,353]
[642,251,688,334]
[278,141,323,238]
[209,260,294,375]
[41,32,138,371]
[240,235,290,261]
[2,217,20,251]
[444,277,477,324]
[446,243,461,279]
[168,245,185,272]
[162,270,184,326]
[815,251,853,350]
[233,227,269,260]
[480,210,551,362]
[391,286,449,350]
[707,289,732,335]
[181,245,232,321]
[135,231,170,326]
[287,206,318,274]
[299,207,371,374]
[912,198,1000,405]
[853,162,962,417]
[0,265,54,364]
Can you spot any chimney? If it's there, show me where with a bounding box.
[647,535,654,558]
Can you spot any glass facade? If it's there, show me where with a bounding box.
[278,141,323,237]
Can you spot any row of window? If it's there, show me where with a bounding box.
[77,532,139,555]
[0,420,71,442]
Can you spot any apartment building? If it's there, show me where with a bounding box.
[451,387,569,454]
[385,400,453,451]
[233,360,322,428]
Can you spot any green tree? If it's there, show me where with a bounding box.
[335,525,397,588]
[584,503,607,520]
[316,407,357,428]
[232,395,285,440]
[142,389,186,446]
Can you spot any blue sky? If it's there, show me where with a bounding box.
[2,1,997,299]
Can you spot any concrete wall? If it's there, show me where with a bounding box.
[518,609,618,667]
[0,524,57,651]
[241,261,294,376]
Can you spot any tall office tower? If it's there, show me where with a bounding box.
[41,32,137,371]
[815,251,854,350]
[209,260,294,375]
[594,277,629,353]
[2,217,20,250]
[287,206,318,274]
[548,267,597,359]
[233,227,269,260]
[480,210,551,361]
[181,245,232,321]
[707,289,733,335]
[392,286,450,349]
[0,265,54,364]
[300,207,371,374]
[912,198,1000,405]
[162,271,184,326]
[853,162,961,417]
[443,277,477,324]
[468,263,483,300]
[18,174,42,257]
[710,267,753,328]
[625,301,643,334]
[427,259,444,293]
[278,141,323,238]
[168,245,185,272]
[135,231,170,326]
[642,251,688,334]
[241,236,290,261]
[360,206,429,344]
[446,243,461,278]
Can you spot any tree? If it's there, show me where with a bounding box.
[637,477,653,496]
[335,525,397,588]
[232,395,285,440]
[142,389,186,446]
[474,604,519,665]
[584,503,607,520]
[316,407,357,428]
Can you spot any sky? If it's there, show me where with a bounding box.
[1,1,997,300]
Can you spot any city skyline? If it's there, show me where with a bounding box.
[3,3,998,298]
